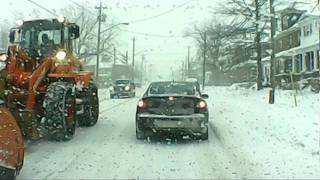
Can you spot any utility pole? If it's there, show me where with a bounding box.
[140,55,145,84]
[185,56,188,80]
[255,0,263,90]
[269,0,276,104]
[202,32,207,90]
[125,51,128,64]
[132,37,135,67]
[95,1,107,85]
[182,61,185,80]
[187,46,190,77]
[113,47,116,64]
[132,37,136,81]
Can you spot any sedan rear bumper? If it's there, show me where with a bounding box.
[136,113,208,134]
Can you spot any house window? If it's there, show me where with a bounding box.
[284,58,293,73]
[303,24,312,36]
[276,60,280,74]
[279,59,284,73]
[305,51,315,71]
[294,54,302,73]
[305,53,311,71]
[310,51,315,70]
[317,50,320,69]
[279,39,283,50]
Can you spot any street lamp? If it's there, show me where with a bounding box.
[96,22,129,85]
[100,22,129,34]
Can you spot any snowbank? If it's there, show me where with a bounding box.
[206,86,320,178]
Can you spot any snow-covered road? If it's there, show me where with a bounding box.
[17,86,320,179]
[17,87,240,179]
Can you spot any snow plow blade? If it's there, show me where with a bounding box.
[0,106,24,179]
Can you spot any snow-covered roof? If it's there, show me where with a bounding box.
[275,5,320,38]
[297,14,320,26]
[275,1,318,14]
[85,60,113,68]
[274,22,300,39]
[262,56,270,63]
[230,59,256,70]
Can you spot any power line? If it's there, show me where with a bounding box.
[69,0,97,16]
[311,1,318,12]
[127,0,196,24]
[119,28,185,39]
[67,0,196,39]
[25,0,58,16]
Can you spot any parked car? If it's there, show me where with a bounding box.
[135,81,209,140]
[110,79,136,98]
[185,78,201,93]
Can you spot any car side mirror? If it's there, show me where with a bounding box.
[201,94,209,99]
[9,30,15,44]
[69,24,80,40]
[9,29,22,44]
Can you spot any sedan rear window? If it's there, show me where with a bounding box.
[115,80,130,84]
[149,82,195,95]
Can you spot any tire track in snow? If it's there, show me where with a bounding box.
[208,120,250,178]
[99,98,136,115]
[42,98,137,179]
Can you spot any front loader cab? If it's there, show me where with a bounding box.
[9,18,79,59]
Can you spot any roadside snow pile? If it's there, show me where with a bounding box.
[206,86,320,179]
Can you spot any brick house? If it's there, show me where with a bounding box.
[273,7,320,89]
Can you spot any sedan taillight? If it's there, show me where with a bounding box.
[195,100,207,113]
[196,101,207,109]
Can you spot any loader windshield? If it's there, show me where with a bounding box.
[19,20,64,57]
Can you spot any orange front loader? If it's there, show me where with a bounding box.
[0,17,99,142]
[0,103,24,180]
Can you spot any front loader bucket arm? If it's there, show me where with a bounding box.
[26,59,53,110]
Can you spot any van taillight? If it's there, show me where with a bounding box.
[138,100,145,108]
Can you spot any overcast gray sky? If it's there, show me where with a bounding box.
[1,0,221,80]
[1,0,318,80]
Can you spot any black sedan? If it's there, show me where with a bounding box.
[136,81,209,140]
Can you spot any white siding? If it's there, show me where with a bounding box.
[300,19,320,48]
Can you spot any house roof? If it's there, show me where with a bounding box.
[85,60,113,68]
[274,6,320,39]
[274,23,300,39]
[297,14,320,25]
[278,7,306,16]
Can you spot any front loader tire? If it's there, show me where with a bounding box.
[78,83,99,127]
[43,82,76,141]
[200,127,209,140]
[0,167,16,180]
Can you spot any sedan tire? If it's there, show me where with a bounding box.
[200,128,209,140]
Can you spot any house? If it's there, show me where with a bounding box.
[273,7,320,88]
[219,33,270,85]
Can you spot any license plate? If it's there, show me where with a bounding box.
[154,120,183,128]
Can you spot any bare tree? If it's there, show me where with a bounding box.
[185,18,250,73]
[215,0,269,90]
[0,20,11,50]
[60,3,120,64]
